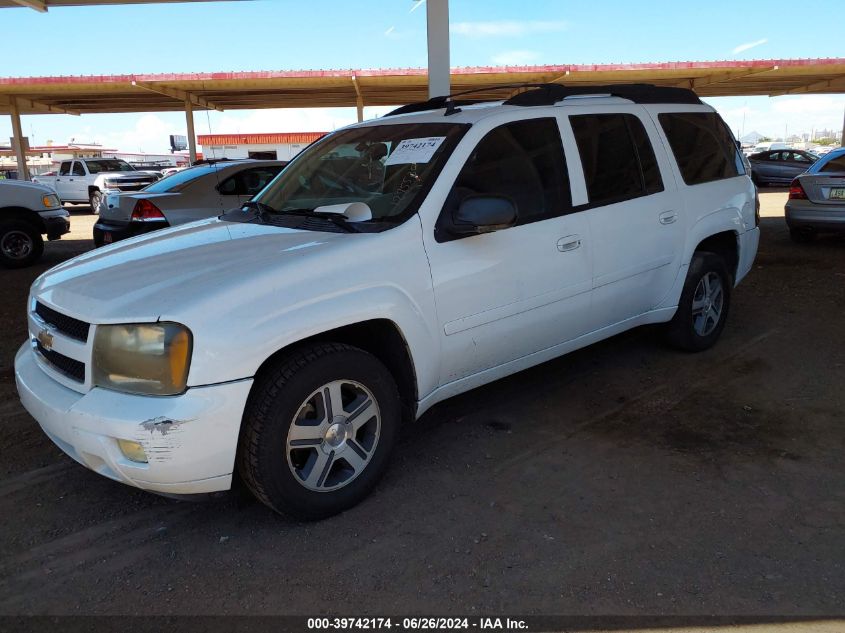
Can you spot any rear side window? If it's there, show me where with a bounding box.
[570,113,664,206]
[659,112,744,185]
[71,162,86,176]
[59,162,71,176]
[444,118,571,225]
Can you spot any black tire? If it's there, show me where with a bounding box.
[789,227,816,243]
[0,220,44,269]
[89,190,103,214]
[238,342,401,520]
[664,251,732,352]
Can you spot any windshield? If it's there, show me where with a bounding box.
[86,159,134,173]
[253,122,468,223]
[143,164,219,193]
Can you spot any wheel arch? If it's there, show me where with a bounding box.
[694,230,739,283]
[0,206,45,233]
[251,318,419,423]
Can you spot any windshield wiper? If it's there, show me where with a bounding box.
[241,200,280,222]
[279,208,362,233]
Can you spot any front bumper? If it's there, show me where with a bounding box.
[93,219,168,247]
[785,199,845,232]
[44,215,70,241]
[15,342,252,495]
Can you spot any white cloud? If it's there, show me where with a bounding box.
[73,114,175,153]
[451,20,568,38]
[491,50,542,66]
[731,38,768,55]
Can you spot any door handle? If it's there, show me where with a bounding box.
[659,211,678,225]
[557,235,581,252]
[68,178,74,181]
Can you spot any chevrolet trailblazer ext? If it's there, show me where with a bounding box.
[15,84,759,519]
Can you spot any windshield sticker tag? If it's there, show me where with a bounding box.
[385,137,446,165]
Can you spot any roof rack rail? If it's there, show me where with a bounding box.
[383,83,549,118]
[504,83,702,106]
[383,82,701,118]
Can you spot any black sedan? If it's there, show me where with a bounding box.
[749,149,818,186]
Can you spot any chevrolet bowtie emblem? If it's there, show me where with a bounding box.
[37,328,54,351]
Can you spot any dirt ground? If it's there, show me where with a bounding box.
[0,192,843,620]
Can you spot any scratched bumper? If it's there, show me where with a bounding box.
[14,343,252,495]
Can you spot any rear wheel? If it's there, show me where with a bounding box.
[665,252,731,352]
[0,220,43,269]
[238,342,401,520]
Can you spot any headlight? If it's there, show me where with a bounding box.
[92,322,192,396]
[41,193,60,208]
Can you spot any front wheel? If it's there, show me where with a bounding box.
[89,190,103,214]
[0,220,44,269]
[238,342,401,520]
[664,252,732,352]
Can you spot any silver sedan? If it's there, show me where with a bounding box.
[93,159,286,246]
[785,148,845,242]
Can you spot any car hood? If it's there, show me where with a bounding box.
[0,180,54,195]
[31,218,357,323]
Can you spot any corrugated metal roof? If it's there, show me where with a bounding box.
[198,132,325,145]
[1,59,843,116]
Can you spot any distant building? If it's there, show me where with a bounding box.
[198,132,326,161]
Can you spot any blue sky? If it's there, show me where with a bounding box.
[2,0,844,152]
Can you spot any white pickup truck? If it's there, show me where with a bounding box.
[34,158,158,211]
[0,179,70,268]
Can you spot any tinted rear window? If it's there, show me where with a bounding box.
[659,112,744,185]
[820,154,845,173]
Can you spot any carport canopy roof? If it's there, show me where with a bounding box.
[1,58,844,116]
[0,0,244,11]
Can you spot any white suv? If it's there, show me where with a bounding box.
[15,84,760,519]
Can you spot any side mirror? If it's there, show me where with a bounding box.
[449,195,517,236]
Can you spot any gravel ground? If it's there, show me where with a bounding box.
[0,192,842,621]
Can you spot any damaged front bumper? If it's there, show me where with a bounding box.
[15,343,252,495]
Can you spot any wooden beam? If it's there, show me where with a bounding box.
[675,66,778,90]
[11,0,47,11]
[0,94,79,115]
[131,80,224,112]
[770,76,845,97]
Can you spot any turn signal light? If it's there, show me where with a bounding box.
[788,179,808,200]
[131,199,166,222]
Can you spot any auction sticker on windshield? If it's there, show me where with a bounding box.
[385,137,446,165]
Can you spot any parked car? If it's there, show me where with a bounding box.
[748,149,818,186]
[785,147,845,242]
[15,83,759,519]
[92,160,286,246]
[36,158,158,211]
[0,180,69,268]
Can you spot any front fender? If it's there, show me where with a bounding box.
[184,283,439,401]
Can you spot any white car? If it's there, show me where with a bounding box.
[0,180,70,268]
[35,158,158,211]
[93,160,286,246]
[15,83,759,519]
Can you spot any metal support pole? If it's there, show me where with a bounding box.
[356,101,364,123]
[426,0,450,99]
[9,97,30,181]
[841,104,845,147]
[185,99,197,164]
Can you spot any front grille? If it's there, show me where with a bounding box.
[35,302,90,342]
[35,341,85,382]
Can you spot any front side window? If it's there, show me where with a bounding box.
[71,162,86,176]
[570,113,664,206]
[254,122,469,225]
[85,159,134,174]
[659,112,744,185]
[59,162,71,176]
[440,118,571,230]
